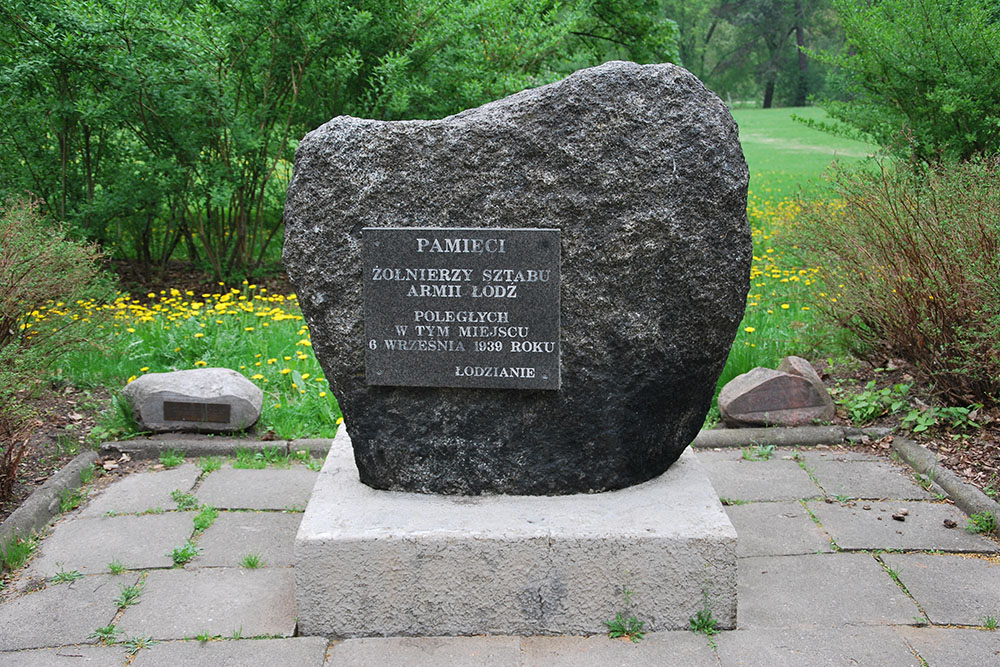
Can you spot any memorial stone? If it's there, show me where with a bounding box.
[283,61,751,495]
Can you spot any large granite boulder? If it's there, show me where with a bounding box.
[283,61,750,495]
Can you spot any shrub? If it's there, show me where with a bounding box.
[792,159,1000,406]
[0,196,113,501]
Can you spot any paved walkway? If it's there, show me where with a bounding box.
[2,444,999,666]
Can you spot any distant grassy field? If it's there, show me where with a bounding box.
[732,107,876,200]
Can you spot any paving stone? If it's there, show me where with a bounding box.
[0,574,139,650]
[699,457,821,502]
[116,568,296,639]
[881,553,1000,626]
[796,448,883,466]
[194,511,301,567]
[715,626,920,666]
[0,645,128,666]
[518,632,720,666]
[80,465,201,517]
[738,553,920,628]
[895,626,1000,667]
[326,637,520,666]
[195,466,318,510]
[724,501,833,557]
[808,500,997,552]
[23,513,195,578]
[805,460,932,500]
[130,637,328,666]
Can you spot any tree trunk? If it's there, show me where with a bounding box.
[794,0,808,106]
[763,79,775,109]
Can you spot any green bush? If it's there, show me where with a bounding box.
[792,159,1000,406]
[0,196,113,501]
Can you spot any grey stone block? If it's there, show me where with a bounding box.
[326,637,520,667]
[195,466,318,510]
[737,553,920,628]
[23,513,194,577]
[116,568,296,639]
[715,626,921,666]
[895,626,1000,667]
[0,574,138,650]
[296,433,736,636]
[807,500,997,552]
[881,552,1000,626]
[518,632,720,667]
[122,368,262,433]
[130,637,328,666]
[805,460,932,500]
[0,645,127,666]
[724,501,832,557]
[698,456,821,502]
[194,511,301,567]
[79,464,200,517]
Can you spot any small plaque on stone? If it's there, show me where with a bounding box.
[363,227,560,390]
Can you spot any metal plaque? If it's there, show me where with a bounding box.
[163,401,231,424]
[363,227,560,390]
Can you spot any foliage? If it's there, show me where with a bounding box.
[114,581,144,609]
[689,606,720,637]
[171,490,200,512]
[1,534,38,571]
[169,540,201,565]
[967,512,997,535]
[741,444,776,461]
[838,380,910,424]
[814,0,1000,161]
[159,449,184,469]
[0,196,113,502]
[240,552,264,569]
[791,159,1000,406]
[605,584,645,642]
[192,505,219,533]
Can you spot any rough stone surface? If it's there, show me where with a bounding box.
[130,637,328,667]
[283,61,750,495]
[880,552,1000,625]
[718,366,834,428]
[723,501,833,557]
[295,428,737,637]
[116,568,296,639]
[737,554,920,628]
[778,355,835,412]
[122,368,262,433]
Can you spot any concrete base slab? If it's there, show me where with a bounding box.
[80,465,200,517]
[723,501,833,557]
[696,453,820,502]
[808,500,998,552]
[196,466,318,510]
[715,626,920,666]
[0,645,128,666]
[895,626,1000,667]
[881,553,1000,626]
[194,511,302,567]
[0,574,138,650]
[116,568,296,639]
[130,637,328,666]
[737,554,919,628]
[326,636,521,667]
[295,429,737,637]
[22,513,194,579]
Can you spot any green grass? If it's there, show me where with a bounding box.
[192,505,219,532]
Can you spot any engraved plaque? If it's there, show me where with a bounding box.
[163,401,231,424]
[364,227,560,389]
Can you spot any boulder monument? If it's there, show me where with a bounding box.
[283,61,750,495]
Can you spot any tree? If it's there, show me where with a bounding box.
[815,0,1000,161]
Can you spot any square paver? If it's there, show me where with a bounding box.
[130,637,328,666]
[698,456,821,502]
[738,553,921,628]
[0,645,128,666]
[715,626,921,666]
[807,500,998,552]
[116,568,296,639]
[194,511,301,567]
[327,637,521,667]
[195,466,318,510]
[518,632,720,667]
[80,465,201,517]
[881,553,1000,626]
[895,626,1000,667]
[805,460,932,500]
[724,501,833,556]
[24,513,195,578]
[797,448,883,466]
[0,574,139,650]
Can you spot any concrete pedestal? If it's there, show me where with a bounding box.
[294,427,737,637]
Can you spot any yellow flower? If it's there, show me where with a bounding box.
[126,327,135,333]
[781,304,790,310]
[251,373,264,380]
[279,368,291,375]
[194,360,208,367]
[245,327,254,332]
[194,333,204,338]
[319,392,327,398]
[744,327,755,333]
[301,373,310,380]
[140,367,149,372]
[336,417,344,425]
[127,375,137,383]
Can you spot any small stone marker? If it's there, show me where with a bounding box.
[123,368,263,433]
[283,61,751,494]
[718,356,835,427]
